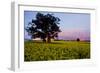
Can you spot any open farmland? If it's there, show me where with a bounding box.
[24,40,90,61]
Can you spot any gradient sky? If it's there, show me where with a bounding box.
[24,11,90,41]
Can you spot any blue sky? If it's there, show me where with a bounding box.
[24,11,90,41]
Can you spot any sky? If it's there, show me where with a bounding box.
[24,11,90,41]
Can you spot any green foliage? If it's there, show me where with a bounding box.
[24,40,90,61]
[26,13,61,43]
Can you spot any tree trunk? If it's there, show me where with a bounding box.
[47,36,51,43]
[43,38,46,43]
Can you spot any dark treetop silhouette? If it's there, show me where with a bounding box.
[26,12,61,43]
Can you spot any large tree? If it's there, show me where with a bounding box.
[26,12,61,43]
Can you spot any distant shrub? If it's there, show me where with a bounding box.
[77,38,80,41]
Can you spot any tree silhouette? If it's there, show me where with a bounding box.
[26,12,61,43]
[77,38,80,42]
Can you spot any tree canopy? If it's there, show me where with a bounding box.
[26,12,61,43]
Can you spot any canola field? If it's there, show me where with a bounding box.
[24,40,90,61]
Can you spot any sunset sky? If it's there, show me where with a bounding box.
[24,11,90,41]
